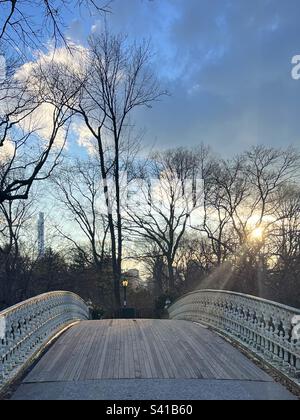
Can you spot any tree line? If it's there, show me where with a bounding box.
[1,141,300,312]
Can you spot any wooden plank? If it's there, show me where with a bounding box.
[102,320,116,379]
[133,320,152,378]
[150,321,179,379]
[79,322,106,381]
[127,321,137,379]
[158,321,197,379]
[136,320,156,378]
[22,319,272,383]
[95,320,112,379]
[130,320,143,379]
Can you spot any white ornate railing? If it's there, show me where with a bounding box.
[0,291,89,391]
[168,290,300,385]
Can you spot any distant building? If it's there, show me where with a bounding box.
[127,269,139,278]
[37,212,45,258]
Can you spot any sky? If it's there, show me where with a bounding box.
[63,0,300,156]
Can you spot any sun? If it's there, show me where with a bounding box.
[250,227,264,241]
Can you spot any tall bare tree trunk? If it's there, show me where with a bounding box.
[167,257,175,291]
[97,134,121,308]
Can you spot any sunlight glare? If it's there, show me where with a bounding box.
[250,227,264,241]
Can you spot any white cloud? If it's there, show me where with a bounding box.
[12,44,90,150]
[0,55,6,83]
[91,20,102,34]
[15,43,89,87]
[16,102,67,149]
[0,140,14,162]
[73,121,97,156]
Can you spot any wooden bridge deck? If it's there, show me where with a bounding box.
[11,320,297,400]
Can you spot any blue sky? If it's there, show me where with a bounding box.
[6,0,300,156]
[92,0,300,156]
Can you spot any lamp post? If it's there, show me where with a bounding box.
[122,279,129,308]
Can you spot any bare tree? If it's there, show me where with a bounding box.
[52,158,109,271]
[0,192,36,305]
[126,148,202,292]
[244,146,300,227]
[174,235,215,289]
[270,185,300,273]
[200,156,247,263]
[187,144,234,265]
[0,56,81,203]
[49,31,166,307]
[0,0,111,52]
[196,146,300,265]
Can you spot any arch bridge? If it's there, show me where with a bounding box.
[0,290,299,400]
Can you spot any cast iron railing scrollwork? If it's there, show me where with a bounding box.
[0,292,89,390]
